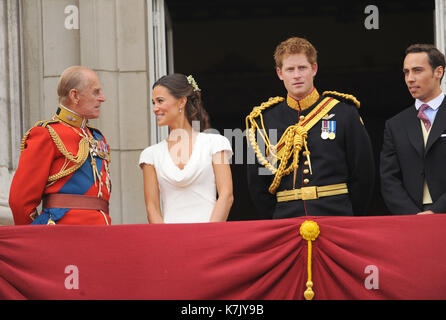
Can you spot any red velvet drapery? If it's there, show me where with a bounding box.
[1,215,445,299]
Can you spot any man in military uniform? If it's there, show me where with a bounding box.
[9,66,112,225]
[246,37,375,219]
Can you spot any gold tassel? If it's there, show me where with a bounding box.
[300,220,320,300]
[90,155,101,187]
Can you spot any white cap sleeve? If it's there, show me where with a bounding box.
[139,146,154,167]
[211,134,233,157]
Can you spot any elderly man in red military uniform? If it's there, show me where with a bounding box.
[9,66,112,225]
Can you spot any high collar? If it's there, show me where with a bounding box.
[287,88,320,111]
[54,104,87,128]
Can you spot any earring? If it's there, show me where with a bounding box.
[179,108,182,113]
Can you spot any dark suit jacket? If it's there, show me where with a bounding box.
[380,96,446,214]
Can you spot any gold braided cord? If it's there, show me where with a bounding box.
[46,125,90,182]
[267,124,308,194]
[246,95,342,194]
[322,91,360,108]
[247,127,277,174]
[20,129,32,152]
[246,97,310,194]
[246,97,308,194]
[47,161,83,182]
[245,97,284,148]
[267,101,347,193]
[245,97,284,176]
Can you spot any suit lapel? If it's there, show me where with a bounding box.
[405,105,424,157]
[426,96,446,154]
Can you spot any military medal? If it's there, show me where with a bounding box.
[328,121,336,140]
[47,216,56,225]
[321,120,329,139]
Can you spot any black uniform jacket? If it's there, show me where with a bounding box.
[247,94,375,219]
[380,96,446,214]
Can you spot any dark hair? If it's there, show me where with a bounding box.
[405,44,446,81]
[153,73,211,131]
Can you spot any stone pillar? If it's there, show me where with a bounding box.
[435,0,446,92]
[79,0,150,224]
[0,0,24,225]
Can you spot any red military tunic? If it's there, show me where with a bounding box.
[9,106,112,225]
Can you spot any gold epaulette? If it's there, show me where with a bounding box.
[246,96,284,120]
[322,91,360,108]
[20,119,60,152]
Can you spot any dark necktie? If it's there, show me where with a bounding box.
[417,104,431,131]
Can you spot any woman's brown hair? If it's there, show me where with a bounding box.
[153,73,211,131]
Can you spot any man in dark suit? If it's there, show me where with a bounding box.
[380,44,446,215]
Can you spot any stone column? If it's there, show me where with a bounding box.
[79,0,150,224]
[0,0,24,225]
[435,0,446,92]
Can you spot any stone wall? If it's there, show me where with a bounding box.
[0,0,23,225]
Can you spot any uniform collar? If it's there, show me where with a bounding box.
[287,88,320,111]
[54,104,88,128]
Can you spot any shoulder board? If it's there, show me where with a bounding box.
[322,91,360,108]
[34,119,60,128]
[247,96,285,119]
[20,119,60,151]
[258,96,284,110]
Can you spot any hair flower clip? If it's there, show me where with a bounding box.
[187,75,201,92]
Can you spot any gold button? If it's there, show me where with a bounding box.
[303,169,309,174]
[299,115,305,120]
[304,161,309,166]
[303,179,310,184]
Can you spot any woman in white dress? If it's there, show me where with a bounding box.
[139,74,234,223]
